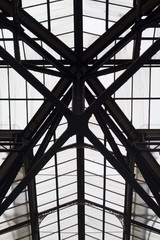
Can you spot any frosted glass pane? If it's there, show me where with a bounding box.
[59,183,77,201]
[10,101,27,129]
[115,41,133,59]
[133,69,149,97]
[0,70,8,97]
[150,101,160,128]
[85,160,104,176]
[83,17,105,36]
[151,68,160,97]
[25,4,47,22]
[83,0,106,19]
[109,4,130,22]
[9,70,26,98]
[58,159,77,175]
[132,100,149,128]
[50,0,73,19]
[51,16,74,35]
[109,0,133,7]
[0,101,9,129]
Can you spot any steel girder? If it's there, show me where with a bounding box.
[0,0,77,64]
[0,0,160,239]
[82,0,160,62]
[23,151,40,240]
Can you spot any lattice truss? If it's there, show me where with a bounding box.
[0,0,160,239]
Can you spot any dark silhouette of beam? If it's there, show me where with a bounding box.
[0,0,77,64]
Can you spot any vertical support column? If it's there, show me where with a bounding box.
[54,133,61,240]
[123,154,134,240]
[133,0,142,60]
[72,79,85,115]
[105,0,109,30]
[74,1,84,238]
[77,134,85,240]
[102,138,107,240]
[72,66,85,240]
[74,0,83,55]
[47,0,51,31]
[12,0,21,61]
[73,78,85,240]
[24,152,40,240]
[132,167,150,240]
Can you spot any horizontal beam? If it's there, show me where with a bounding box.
[0,130,22,141]
[1,59,160,67]
[138,129,160,141]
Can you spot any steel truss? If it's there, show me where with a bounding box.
[0,0,160,239]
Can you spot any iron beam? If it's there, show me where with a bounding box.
[47,0,51,31]
[1,59,160,67]
[85,128,160,218]
[87,38,160,114]
[82,5,160,79]
[12,0,20,61]
[85,87,160,203]
[0,220,31,235]
[74,0,83,55]
[0,5,74,77]
[0,0,77,63]
[85,87,133,152]
[22,63,71,78]
[102,134,107,240]
[0,45,71,117]
[0,130,21,141]
[94,111,129,169]
[72,79,85,115]
[0,88,72,204]
[77,135,85,240]
[86,199,160,235]
[138,129,160,141]
[82,0,159,63]
[85,40,160,184]
[0,199,78,236]
[54,134,61,240]
[24,152,40,240]
[0,129,71,215]
[123,154,134,240]
[72,0,85,229]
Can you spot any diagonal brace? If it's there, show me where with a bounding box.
[0,45,71,118]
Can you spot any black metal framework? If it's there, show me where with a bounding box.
[0,0,160,239]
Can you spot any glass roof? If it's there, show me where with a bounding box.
[0,0,160,239]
